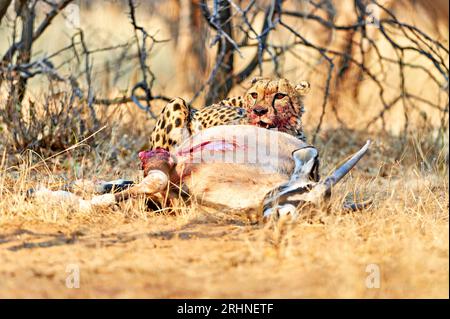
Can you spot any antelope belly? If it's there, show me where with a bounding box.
[184,163,287,210]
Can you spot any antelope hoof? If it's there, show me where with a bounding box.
[140,170,169,194]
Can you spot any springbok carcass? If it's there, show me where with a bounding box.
[30,125,371,221]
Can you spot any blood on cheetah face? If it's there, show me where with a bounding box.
[244,78,310,132]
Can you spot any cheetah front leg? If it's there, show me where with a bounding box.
[149,98,193,151]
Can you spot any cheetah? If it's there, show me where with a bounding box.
[149,77,311,151]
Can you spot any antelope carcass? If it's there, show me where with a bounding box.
[31,125,371,220]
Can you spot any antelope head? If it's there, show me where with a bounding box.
[261,140,371,220]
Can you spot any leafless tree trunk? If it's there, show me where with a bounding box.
[176,0,208,93]
[0,0,12,23]
[203,0,234,105]
[14,0,35,104]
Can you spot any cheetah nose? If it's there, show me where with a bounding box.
[253,107,268,116]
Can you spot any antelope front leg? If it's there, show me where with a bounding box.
[90,169,169,207]
[113,170,169,202]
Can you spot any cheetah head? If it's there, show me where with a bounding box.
[244,77,310,133]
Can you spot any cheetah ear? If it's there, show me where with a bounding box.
[295,81,311,96]
[250,76,265,85]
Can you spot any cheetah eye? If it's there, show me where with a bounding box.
[274,93,287,100]
[250,92,258,99]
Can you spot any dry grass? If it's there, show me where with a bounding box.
[0,127,448,299]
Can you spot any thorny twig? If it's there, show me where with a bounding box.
[0,0,448,152]
[0,0,172,151]
[127,0,171,118]
[196,0,447,142]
